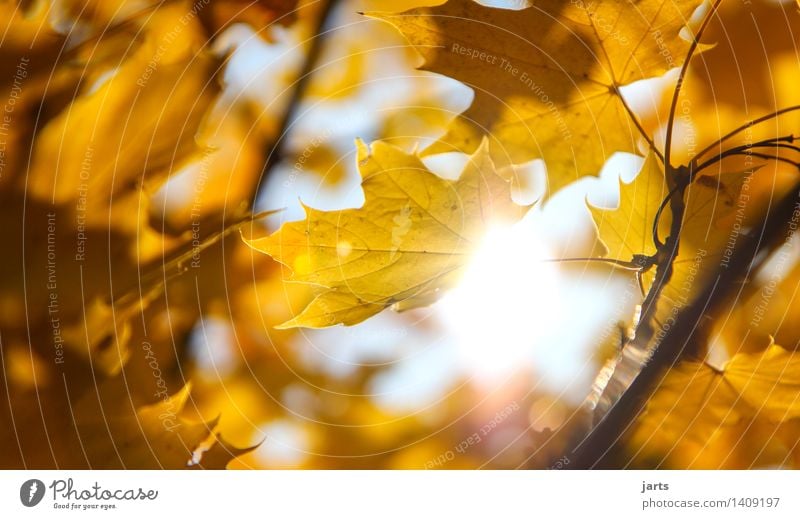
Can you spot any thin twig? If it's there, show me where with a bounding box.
[664,0,722,169]
[700,151,800,171]
[570,182,800,468]
[694,106,800,161]
[694,136,800,173]
[651,183,682,249]
[540,257,646,271]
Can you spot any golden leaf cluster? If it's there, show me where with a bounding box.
[4,0,800,470]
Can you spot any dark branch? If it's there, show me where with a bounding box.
[694,136,800,173]
[694,107,800,162]
[570,182,800,468]
[249,0,338,203]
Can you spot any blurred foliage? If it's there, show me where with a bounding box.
[2,0,800,470]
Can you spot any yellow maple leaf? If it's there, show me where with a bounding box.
[373,0,703,193]
[589,152,669,261]
[27,5,220,220]
[52,0,299,38]
[0,1,64,85]
[196,0,299,39]
[725,342,800,422]
[589,155,752,321]
[73,383,250,469]
[632,340,800,467]
[634,360,742,446]
[247,139,529,328]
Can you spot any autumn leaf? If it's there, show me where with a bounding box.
[52,0,299,39]
[725,342,800,422]
[374,0,704,193]
[197,0,299,39]
[633,360,742,446]
[0,2,65,87]
[589,155,752,317]
[247,139,529,328]
[27,5,220,224]
[589,151,669,261]
[631,340,800,466]
[4,0,800,472]
[72,383,251,469]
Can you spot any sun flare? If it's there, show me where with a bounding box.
[438,218,565,382]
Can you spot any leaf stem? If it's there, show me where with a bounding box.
[540,256,645,271]
[694,106,800,161]
[617,93,665,164]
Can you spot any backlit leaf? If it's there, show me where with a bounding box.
[247,139,529,327]
[375,0,703,193]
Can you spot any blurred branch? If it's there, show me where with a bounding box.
[570,180,800,469]
[250,0,338,203]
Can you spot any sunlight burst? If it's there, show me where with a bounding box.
[439,219,565,382]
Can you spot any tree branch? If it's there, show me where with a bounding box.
[249,0,338,203]
[694,106,800,162]
[569,181,800,468]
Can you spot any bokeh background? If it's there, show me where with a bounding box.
[2,0,800,469]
